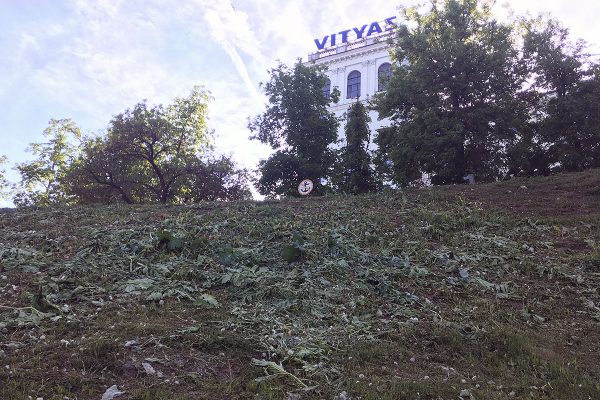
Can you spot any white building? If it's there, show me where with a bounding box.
[305,19,395,137]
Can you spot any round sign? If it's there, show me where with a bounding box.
[298,179,314,196]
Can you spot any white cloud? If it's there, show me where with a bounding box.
[0,33,38,97]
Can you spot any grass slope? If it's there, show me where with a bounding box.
[1,170,599,400]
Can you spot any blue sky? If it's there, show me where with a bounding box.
[1,0,600,205]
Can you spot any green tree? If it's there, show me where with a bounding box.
[570,68,600,169]
[177,155,251,202]
[249,62,339,197]
[334,101,377,193]
[67,87,250,204]
[374,0,528,185]
[14,119,81,206]
[66,136,140,204]
[0,155,9,200]
[518,18,600,173]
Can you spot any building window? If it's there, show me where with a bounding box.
[378,63,392,92]
[347,70,361,99]
[322,78,331,98]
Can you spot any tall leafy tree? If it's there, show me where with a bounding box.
[249,62,339,197]
[67,87,250,204]
[79,88,209,204]
[14,119,81,206]
[519,18,600,172]
[334,101,377,193]
[570,68,600,169]
[374,0,528,185]
[176,155,251,202]
[104,86,211,203]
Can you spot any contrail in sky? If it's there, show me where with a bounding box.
[203,2,263,103]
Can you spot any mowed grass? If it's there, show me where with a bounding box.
[1,169,599,399]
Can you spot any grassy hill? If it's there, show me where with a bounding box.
[1,170,599,400]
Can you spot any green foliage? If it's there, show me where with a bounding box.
[156,230,185,252]
[76,86,209,204]
[282,230,306,262]
[374,1,600,184]
[12,88,250,206]
[13,119,81,206]
[334,102,378,194]
[249,61,339,197]
[513,18,600,174]
[218,244,237,266]
[374,0,527,186]
[177,155,251,202]
[0,155,8,200]
[253,150,301,198]
[67,87,250,204]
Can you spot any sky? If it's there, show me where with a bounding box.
[1,0,600,205]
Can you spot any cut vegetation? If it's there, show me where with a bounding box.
[1,170,599,399]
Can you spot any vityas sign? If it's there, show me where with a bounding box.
[314,16,397,50]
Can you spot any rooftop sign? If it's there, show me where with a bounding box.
[314,16,397,50]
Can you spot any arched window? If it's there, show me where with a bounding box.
[322,78,331,98]
[378,63,392,92]
[347,70,361,99]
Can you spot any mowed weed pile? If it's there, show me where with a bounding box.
[1,170,600,400]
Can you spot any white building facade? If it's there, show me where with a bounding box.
[305,20,395,138]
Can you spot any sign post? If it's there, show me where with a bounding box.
[298,179,314,196]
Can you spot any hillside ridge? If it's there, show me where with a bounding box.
[1,170,599,399]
